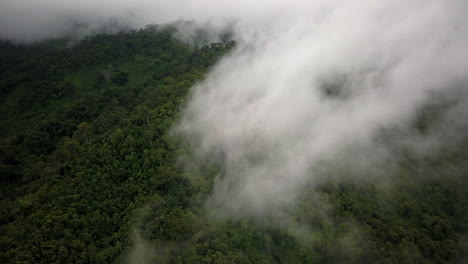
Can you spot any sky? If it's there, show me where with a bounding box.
[1,0,463,43]
[2,0,468,223]
[0,0,323,42]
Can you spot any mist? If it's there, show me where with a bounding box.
[175,0,468,219]
[0,0,330,43]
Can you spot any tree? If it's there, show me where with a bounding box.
[111,71,128,86]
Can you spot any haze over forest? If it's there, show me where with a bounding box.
[0,1,467,263]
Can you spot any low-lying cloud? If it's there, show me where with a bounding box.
[0,0,331,42]
[176,0,468,217]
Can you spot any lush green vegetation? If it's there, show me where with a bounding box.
[0,26,466,264]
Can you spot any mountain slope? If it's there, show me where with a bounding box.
[0,26,467,264]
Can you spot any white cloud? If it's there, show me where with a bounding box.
[176,0,468,217]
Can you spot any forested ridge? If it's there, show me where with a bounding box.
[0,25,467,264]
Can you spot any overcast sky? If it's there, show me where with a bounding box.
[3,0,465,43]
[0,0,323,42]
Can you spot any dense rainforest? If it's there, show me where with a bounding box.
[0,25,467,264]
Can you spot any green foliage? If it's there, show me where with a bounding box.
[0,26,466,264]
[112,71,128,86]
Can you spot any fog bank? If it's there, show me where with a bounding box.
[176,0,468,217]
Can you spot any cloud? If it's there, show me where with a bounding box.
[176,0,468,218]
[0,0,302,42]
[3,0,464,43]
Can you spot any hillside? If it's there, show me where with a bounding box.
[0,26,467,264]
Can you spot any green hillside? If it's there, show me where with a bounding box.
[0,26,467,264]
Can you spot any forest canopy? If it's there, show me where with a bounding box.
[0,24,467,264]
